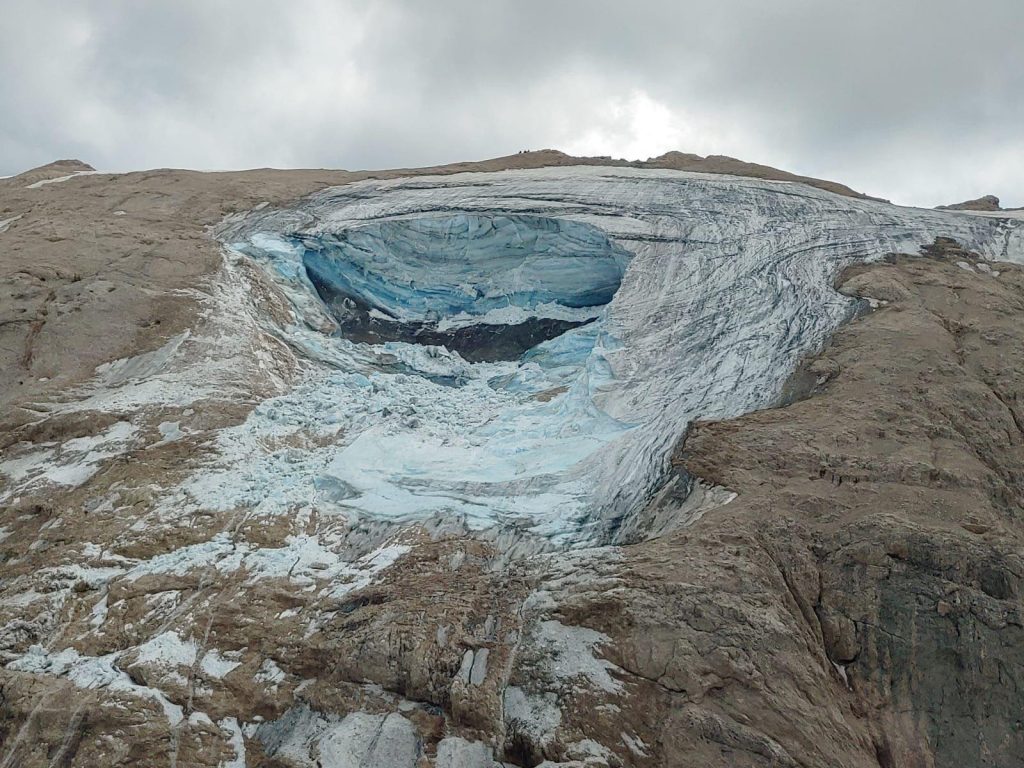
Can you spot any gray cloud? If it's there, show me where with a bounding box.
[1,0,1021,205]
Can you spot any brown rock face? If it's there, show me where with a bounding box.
[936,194,1002,211]
[470,148,878,200]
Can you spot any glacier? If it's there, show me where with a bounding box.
[204,166,1024,548]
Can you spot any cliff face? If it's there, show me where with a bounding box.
[0,155,1022,767]
[674,248,1024,766]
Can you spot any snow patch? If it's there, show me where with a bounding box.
[201,649,241,679]
[534,620,622,693]
[123,534,409,594]
[503,686,562,747]
[7,646,184,725]
[96,332,190,386]
[0,420,137,499]
[255,658,286,690]
[154,421,185,445]
[218,717,247,768]
[0,214,21,233]
[26,170,105,188]
[89,595,109,629]
[132,631,197,685]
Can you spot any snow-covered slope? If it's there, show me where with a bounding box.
[206,166,1023,548]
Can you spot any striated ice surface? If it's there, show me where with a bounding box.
[210,166,1024,546]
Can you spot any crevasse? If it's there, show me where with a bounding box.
[298,215,632,363]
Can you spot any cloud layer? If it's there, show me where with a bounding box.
[2,0,1021,206]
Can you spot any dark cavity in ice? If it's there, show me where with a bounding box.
[297,214,632,362]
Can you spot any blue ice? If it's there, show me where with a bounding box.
[297,214,632,323]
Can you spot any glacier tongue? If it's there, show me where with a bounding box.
[210,166,1023,547]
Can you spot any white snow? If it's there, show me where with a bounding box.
[123,533,409,594]
[502,686,561,746]
[254,658,286,689]
[151,420,185,446]
[40,563,126,589]
[190,711,214,727]
[952,208,1024,221]
[132,631,198,686]
[89,595,109,628]
[218,717,247,767]
[26,170,105,189]
[0,420,137,500]
[95,331,190,386]
[201,649,241,679]
[534,620,622,693]
[621,732,649,757]
[0,214,21,233]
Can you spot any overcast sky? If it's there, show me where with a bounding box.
[2,0,1022,206]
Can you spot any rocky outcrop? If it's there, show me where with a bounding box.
[937,194,1002,211]
[641,150,881,200]
[426,148,877,200]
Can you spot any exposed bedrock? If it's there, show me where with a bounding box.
[651,249,1024,766]
[937,194,1003,212]
[307,284,591,364]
